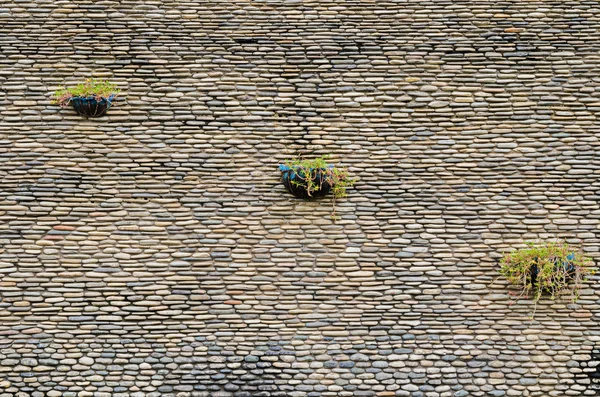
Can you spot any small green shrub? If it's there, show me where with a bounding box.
[499,242,595,314]
[283,156,354,199]
[52,79,119,107]
[280,156,355,219]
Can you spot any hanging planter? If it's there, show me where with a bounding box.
[279,156,355,218]
[52,79,119,118]
[69,94,115,117]
[280,164,333,199]
[528,252,576,288]
[499,242,595,317]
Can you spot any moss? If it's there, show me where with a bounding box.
[52,79,119,107]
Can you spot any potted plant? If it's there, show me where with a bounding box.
[499,242,595,316]
[279,156,355,217]
[52,79,119,117]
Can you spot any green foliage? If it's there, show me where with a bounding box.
[52,79,119,107]
[283,155,355,199]
[282,156,356,219]
[499,242,595,311]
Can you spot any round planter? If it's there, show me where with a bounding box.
[70,94,115,117]
[529,253,576,287]
[280,164,333,199]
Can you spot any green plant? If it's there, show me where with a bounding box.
[52,78,120,107]
[281,155,355,218]
[499,242,595,316]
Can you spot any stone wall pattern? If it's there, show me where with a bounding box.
[0,0,600,396]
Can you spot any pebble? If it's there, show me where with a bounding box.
[78,357,94,366]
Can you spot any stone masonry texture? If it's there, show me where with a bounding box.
[0,1,600,396]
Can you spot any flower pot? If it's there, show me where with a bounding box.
[279,164,333,199]
[70,94,115,117]
[529,253,576,287]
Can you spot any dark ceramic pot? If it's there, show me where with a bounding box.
[70,94,115,117]
[279,164,332,199]
[529,253,576,286]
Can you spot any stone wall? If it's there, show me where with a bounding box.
[1,1,600,396]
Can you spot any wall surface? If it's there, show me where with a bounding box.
[1,1,600,396]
